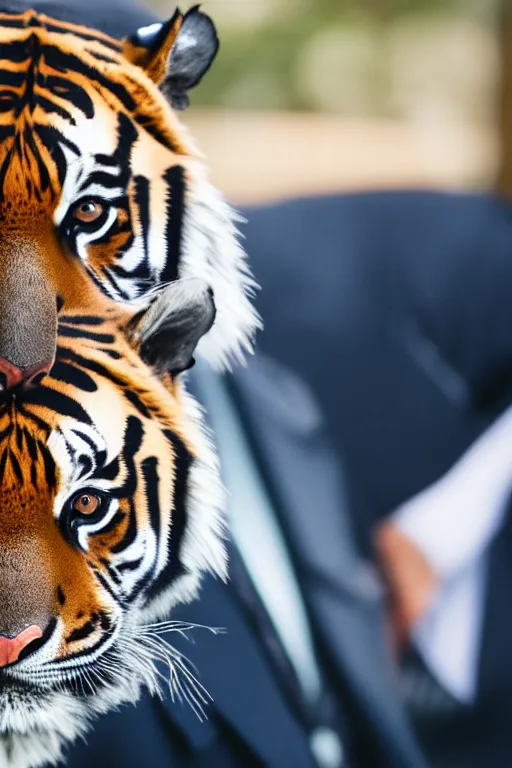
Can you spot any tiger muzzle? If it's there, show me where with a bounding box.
[0,539,55,666]
[0,245,57,391]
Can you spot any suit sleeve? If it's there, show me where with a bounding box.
[435,216,512,415]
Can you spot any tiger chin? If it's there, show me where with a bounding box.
[0,280,226,768]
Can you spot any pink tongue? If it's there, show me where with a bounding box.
[0,625,43,667]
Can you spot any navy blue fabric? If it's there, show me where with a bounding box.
[240,190,512,766]
[0,0,157,39]
[229,355,426,768]
[242,190,512,553]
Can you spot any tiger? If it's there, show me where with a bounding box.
[0,4,260,391]
[0,278,226,768]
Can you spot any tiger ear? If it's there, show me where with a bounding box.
[122,6,219,110]
[129,278,216,377]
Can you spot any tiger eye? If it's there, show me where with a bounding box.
[73,200,104,224]
[73,494,100,515]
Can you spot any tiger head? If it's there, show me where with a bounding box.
[0,279,226,768]
[0,6,259,388]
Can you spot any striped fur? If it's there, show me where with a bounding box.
[0,8,260,372]
[0,302,226,768]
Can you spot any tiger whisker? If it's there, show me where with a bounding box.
[135,633,212,718]
[137,620,224,636]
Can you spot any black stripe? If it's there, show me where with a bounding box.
[15,425,23,451]
[85,49,119,64]
[77,454,93,479]
[36,94,75,125]
[0,142,15,201]
[0,425,12,443]
[144,433,193,601]
[101,559,122,585]
[58,326,115,344]
[116,556,143,572]
[141,456,160,540]
[0,89,18,112]
[98,266,133,301]
[26,386,92,425]
[35,124,76,189]
[17,403,51,434]
[41,74,94,119]
[111,417,143,496]
[134,114,179,153]
[42,23,122,52]
[0,40,30,61]
[79,170,121,191]
[133,175,150,271]
[107,254,150,282]
[34,123,79,155]
[110,498,137,553]
[0,124,14,140]
[41,443,56,488]
[117,557,144,573]
[82,112,137,196]
[24,431,38,463]
[123,389,151,418]
[0,69,26,87]
[9,450,23,483]
[87,566,121,605]
[92,459,118,487]
[101,348,122,360]
[160,165,185,284]
[49,361,98,392]
[16,32,38,117]
[42,46,135,111]
[66,620,96,644]
[59,315,105,326]
[23,125,52,191]
[56,347,126,387]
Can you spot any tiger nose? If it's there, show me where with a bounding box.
[0,358,52,392]
[0,626,43,667]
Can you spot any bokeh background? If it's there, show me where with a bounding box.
[145,0,504,204]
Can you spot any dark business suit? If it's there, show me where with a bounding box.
[245,191,512,550]
[241,191,512,767]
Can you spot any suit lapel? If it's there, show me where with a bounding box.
[231,354,427,768]
[158,558,315,768]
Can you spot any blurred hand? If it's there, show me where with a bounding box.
[375,522,440,655]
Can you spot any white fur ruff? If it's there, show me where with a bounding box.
[180,178,262,370]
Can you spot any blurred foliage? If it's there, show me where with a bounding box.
[146,0,498,117]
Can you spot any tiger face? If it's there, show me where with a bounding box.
[0,281,225,768]
[0,7,259,387]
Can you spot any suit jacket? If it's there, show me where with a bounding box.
[243,191,512,553]
[239,191,512,766]
[63,352,426,768]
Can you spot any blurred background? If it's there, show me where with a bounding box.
[145,0,505,204]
